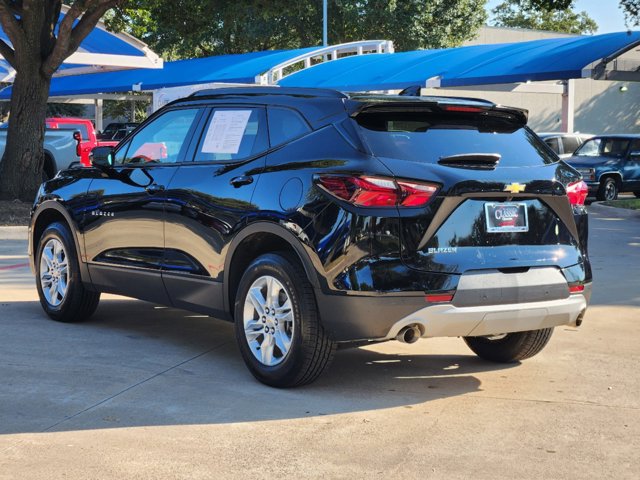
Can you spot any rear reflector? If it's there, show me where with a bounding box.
[318,175,438,208]
[566,180,588,206]
[425,293,454,303]
[569,285,585,293]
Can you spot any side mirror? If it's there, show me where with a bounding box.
[91,146,114,169]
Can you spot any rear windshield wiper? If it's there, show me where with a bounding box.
[437,153,501,170]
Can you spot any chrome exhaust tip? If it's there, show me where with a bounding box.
[396,325,421,344]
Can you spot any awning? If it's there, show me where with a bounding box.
[0,47,322,99]
[278,31,640,90]
[0,5,161,82]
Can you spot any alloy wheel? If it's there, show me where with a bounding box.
[39,238,68,307]
[242,275,295,366]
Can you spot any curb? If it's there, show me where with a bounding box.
[0,226,28,240]
[588,201,640,219]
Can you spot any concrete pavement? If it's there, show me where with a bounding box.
[0,205,638,479]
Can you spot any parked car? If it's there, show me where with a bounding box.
[565,134,640,200]
[538,132,594,158]
[0,125,80,180]
[29,87,592,387]
[98,122,139,141]
[46,117,120,167]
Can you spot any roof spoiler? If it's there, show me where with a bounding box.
[348,98,528,126]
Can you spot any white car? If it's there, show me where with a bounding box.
[538,132,594,159]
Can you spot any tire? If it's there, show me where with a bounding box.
[463,328,554,363]
[596,177,619,201]
[234,252,336,388]
[35,222,100,323]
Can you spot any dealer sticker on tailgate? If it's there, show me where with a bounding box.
[484,202,529,233]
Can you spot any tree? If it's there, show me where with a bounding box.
[103,93,149,122]
[0,1,123,201]
[110,1,488,58]
[620,0,640,26]
[491,0,598,34]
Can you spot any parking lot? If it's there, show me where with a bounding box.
[0,203,638,479]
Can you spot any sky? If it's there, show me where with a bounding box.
[485,0,629,34]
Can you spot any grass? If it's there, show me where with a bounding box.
[602,198,640,210]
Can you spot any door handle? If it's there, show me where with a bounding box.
[145,183,165,194]
[230,175,254,188]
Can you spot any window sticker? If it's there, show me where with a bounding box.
[202,110,252,154]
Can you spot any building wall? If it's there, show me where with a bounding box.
[428,26,640,134]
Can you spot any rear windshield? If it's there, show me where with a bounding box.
[355,111,557,166]
[62,123,90,140]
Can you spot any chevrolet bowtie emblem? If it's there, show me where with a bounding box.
[504,182,526,194]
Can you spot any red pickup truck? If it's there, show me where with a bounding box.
[46,117,120,167]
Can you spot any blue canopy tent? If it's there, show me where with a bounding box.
[278,31,640,132]
[0,4,161,82]
[278,32,640,90]
[0,47,319,98]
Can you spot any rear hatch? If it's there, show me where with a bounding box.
[351,97,585,275]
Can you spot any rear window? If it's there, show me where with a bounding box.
[355,111,557,166]
[64,123,90,140]
[561,136,581,154]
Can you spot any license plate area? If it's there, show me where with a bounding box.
[484,202,529,233]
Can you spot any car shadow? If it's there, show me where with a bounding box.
[0,298,517,435]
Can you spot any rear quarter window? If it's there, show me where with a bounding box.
[355,111,558,166]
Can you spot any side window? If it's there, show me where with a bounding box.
[562,136,580,155]
[267,107,311,147]
[629,139,640,155]
[116,108,200,165]
[194,107,267,162]
[544,137,560,154]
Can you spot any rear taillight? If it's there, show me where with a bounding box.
[317,175,439,208]
[566,180,588,206]
[569,284,585,294]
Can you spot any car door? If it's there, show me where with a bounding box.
[83,107,204,304]
[162,105,269,317]
[624,139,640,190]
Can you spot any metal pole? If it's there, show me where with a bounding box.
[561,79,575,133]
[95,98,103,133]
[323,0,328,46]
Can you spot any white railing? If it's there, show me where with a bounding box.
[255,40,394,85]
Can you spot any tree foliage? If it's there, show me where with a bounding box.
[109,0,488,58]
[620,0,640,26]
[492,0,598,34]
[103,94,149,122]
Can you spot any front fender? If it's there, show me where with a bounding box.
[595,168,623,183]
[29,199,91,285]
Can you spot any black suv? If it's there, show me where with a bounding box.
[29,87,592,387]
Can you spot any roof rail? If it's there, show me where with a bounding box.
[255,40,394,86]
[189,86,347,99]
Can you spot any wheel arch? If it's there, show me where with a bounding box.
[30,201,89,284]
[224,222,323,321]
[597,171,622,185]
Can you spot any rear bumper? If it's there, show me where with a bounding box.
[385,292,588,340]
[316,265,591,342]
